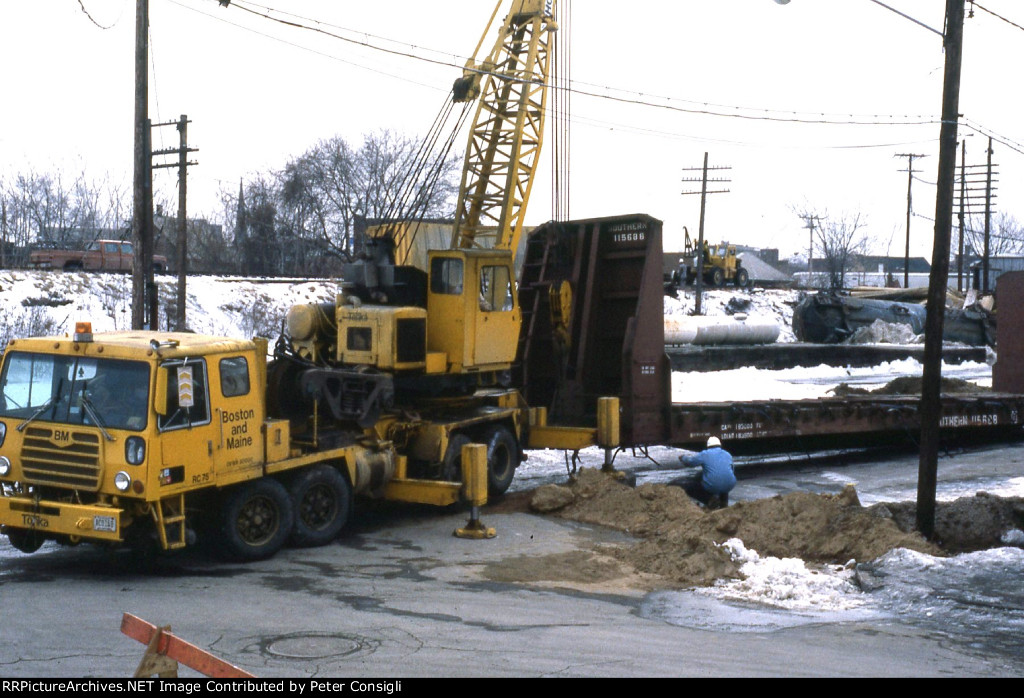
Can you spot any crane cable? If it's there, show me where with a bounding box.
[381,94,474,263]
[551,0,571,223]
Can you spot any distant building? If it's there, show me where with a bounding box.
[853,255,931,276]
[797,254,932,289]
[153,212,225,274]
[969,256,1024,293]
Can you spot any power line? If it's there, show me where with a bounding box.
[197,1,1024,155]
[961,118,1024,157]
[211,0,946,129]
[166,0,443,92]
[971,2,1024,33]
[76,0,126,29]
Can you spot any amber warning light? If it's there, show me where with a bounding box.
[74,322,94,342]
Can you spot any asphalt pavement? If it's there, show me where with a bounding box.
[1,440,1023,678]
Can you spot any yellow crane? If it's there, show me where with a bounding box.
[281,0,560,421]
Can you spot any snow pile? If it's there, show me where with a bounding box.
[697,538,865,611]
[665,288,799,343]
[672,358,992,402]
[0,270,337,348]
[1001,529,1024,546]
[848,319,922,345]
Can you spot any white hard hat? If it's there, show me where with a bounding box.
[707,436,721,448]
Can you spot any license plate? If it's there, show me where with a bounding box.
[93,515,117,533]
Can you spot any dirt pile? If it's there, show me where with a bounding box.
[870,492,1024,553]
[521,468,1024,589]
[830,375,986,397]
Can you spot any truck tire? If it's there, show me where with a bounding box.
[711,267,725,287]
[218,478,294,561]
[63,262,83,273]
[287,465,351,548]
[483,425,519,496]
[441,433,472,482]
[735,267,749,288]
[6,528,45,554]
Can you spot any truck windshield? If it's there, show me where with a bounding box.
[0,352,150,432]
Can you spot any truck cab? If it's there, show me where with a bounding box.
[0,325,274,553]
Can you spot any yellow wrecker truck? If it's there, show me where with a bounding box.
[0,322,618,560]
[0,1,619,561]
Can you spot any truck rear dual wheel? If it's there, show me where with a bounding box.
[484,426,519,496]
[288,465,351,548]
[441,426,520,497]
[218,479,294,561]
[442,434,472,482]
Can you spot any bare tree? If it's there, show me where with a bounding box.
[794,207,870,290]
[278,129,460,264]
[963,212,1024,257]
[0,168,129,267]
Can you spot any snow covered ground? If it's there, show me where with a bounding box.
[0,270,336,346]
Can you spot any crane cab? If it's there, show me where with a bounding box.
[426,248,520,374]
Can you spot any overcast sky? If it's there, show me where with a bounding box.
[1,0,1021,259]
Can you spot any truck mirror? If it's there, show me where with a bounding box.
[154,366,170,416]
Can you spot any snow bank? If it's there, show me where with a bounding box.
[0,270,337,348]
[697,538,865,611]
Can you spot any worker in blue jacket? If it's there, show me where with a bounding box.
[679,436,736,508]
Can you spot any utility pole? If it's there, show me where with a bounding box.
[152,115,198,330]
[1,198,7,269]
[983,137,995,292]
[954,147,997,292]
[957,139,966,292]
[681,153,731,315]
[896,153,927,288]
[131,0,155,330]
[917,0,965,541]
[800,214,819,287]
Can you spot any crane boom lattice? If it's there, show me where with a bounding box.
[452,0,558,252]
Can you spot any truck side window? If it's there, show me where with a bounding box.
[479,265,513,312]
[219,357,250,397]
[159,359,211,431]
[104,242,119,254]
[430,257,464,295]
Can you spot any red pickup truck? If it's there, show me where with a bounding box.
[29,239,168,273]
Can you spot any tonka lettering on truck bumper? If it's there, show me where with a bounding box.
[0,496,123,543]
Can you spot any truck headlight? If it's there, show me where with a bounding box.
[0,456,10,477]
[0,420,6,447]
[125,437,146,465]
[114,471,132,492]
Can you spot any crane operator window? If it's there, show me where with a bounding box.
[430,257,464,296]
[479,266,513,312]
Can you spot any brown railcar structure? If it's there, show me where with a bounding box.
[514,214,1024,456]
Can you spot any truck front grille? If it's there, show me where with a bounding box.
[20,427,102,491]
